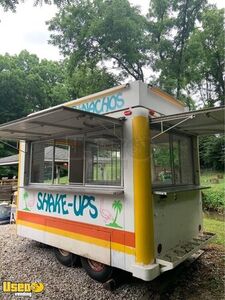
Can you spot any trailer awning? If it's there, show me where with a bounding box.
[0,106,123,141]
[0,154,18,166]
[150,106,225,135]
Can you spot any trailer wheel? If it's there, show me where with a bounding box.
[54,248,78,267]
[81,257,113,283]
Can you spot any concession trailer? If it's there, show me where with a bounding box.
[0,81,224,282]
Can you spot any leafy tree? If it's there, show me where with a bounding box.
[0,50,119,160]
[0,141,18,177]
[147,0,207,99]
[185,8,225,106]
[47,0,215,107]
[199,135,225,171]
[47,0,223,109]
[2,0,223,110]
[0,62,28,122]
[48,0,149,81]
[0,0,224,173]
[0,51,71,168]
[0,50,70,123]
[0,0,19,11]
[0,0,71,11]
[26,57,71,110]
[0,50,119,122]
[68,63,120,99]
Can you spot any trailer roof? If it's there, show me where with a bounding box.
[0,106,123,141]
[0,154,18,166]
[150,106,225,135]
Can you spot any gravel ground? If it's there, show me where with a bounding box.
[0,224,224,300]
[0,224,150,300]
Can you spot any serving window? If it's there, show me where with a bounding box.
[30,139,70,185]
[151,129,194,186]
[30,128,122,186]
[85,135,121,185]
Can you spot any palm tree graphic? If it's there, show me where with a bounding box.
[106,200,123,228]
[23,191,30,211]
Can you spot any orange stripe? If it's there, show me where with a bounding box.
[17,211,135,248]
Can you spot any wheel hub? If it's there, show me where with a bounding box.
[87,259,105,272]
[58,249,70,257]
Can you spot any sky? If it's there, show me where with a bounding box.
[0,0,224,61]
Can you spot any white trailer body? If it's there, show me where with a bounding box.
[0,81,223,281]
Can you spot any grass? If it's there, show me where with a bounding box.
[200,170,225,213]
[44,176,69,184]
[201,171,224,245]
[93,162,121,182]
[201,170,224,189]
[204,217,225,246]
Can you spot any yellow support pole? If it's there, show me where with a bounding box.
[132,114,155,265]
[16,142,22,220]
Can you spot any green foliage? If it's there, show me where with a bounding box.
[186,8,225,106]
[0,0,224,178]
[0,0,71,11]
[149,3,224,104]
[0,51,72,161]
[48,0,148,80]
[0,140,18,177]
[0,51,119,123]
[204,217,225,245]
[200,135,225,171]
[152,144,171,168]
[148,0,207,99]
[1,0,224,108]
[0,50,70,123]
[201,170,225,213]
[178,94,196,110]
[0,165,17,177]
[202,188,225,213]
[0,0,19,11]
[47,0,224,106]
[68,63,120,99]
[0,51,119,160]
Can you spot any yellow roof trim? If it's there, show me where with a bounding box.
[64,84,128,108]
[150,87,185,108]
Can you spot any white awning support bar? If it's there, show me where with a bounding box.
[94,118,124,141]
[150,106,224,136]
[152,115,194,140]
[0,139,26,154]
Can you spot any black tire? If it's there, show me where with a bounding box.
[54,248,78,267]
[81,257,113,283]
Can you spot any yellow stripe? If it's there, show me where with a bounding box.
[150,87,184,108]
[17,220,135,256]
[64,84,127,108]
[16,142,22,221]
[132,115,155,264]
